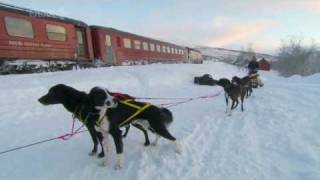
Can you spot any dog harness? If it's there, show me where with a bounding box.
[72,105,88,124]
[95,99,151,127]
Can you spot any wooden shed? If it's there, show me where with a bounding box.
[259,58,271,71]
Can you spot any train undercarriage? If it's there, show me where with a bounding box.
[0,60,76,74]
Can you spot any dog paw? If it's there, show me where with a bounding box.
[98,152,105,158]
[89,151,97,156]
[100,161,108,167]
[144,141,150,146]
[175,141,182,154]
[114,163,123,170]
[114,154,124,170]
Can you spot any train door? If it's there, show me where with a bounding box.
[76,28,87,59]
[105,34,115,64]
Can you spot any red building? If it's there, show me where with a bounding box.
[259,58,271,71]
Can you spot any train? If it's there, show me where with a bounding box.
[0,3,203,74]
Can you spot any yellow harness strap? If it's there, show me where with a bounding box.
[96,114,105,127]
[95,100,151,127]
[119,100,151,127]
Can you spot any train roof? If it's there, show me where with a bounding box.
[187,47,201,53]
[91,25,186,49]
[0,2,87,27]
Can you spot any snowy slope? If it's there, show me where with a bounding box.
[197,46,278,63]
[0,62,319,180]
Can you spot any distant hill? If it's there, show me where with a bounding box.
[196,46,278,66]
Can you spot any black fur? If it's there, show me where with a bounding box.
[38,84,176,161]
[87,87,177,160]
[38,84,107,157]
[232,76,253,98]
[216,78,246,112]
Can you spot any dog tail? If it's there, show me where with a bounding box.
[160,108,173,125]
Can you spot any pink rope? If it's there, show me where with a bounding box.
[159,90,223,108]
[58,119,85,141]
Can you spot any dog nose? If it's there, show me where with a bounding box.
[106,101,111,106]
[38,97,44,103]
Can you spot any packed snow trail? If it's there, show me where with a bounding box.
[0,62,319,180]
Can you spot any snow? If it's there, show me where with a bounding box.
[196,46,278,62]
[0,62,319,180]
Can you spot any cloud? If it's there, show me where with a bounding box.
[227,0,320,14]
[138,17,277,53]
[207,19,276,47]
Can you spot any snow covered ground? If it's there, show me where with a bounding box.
[196,46,278,63]
[0,62,319,180]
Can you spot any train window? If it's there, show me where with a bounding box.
[162,46,166,53]
[143,42,149,51]
[156,44,161,52]
[124,38,131,48]
[105,35,111,46]
[167,47,170,53]
[175,48,178,54]
[134,40,141,50]
[76,31,83,44]
[4,16,34,38]
[171,47,174,54]
[150,43,155,51]
[46,24,66,41]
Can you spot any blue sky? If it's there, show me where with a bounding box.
[1,0,319,54]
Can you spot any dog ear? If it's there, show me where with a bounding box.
[89,87,107,107]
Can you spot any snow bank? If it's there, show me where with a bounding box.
[0,62,319,180]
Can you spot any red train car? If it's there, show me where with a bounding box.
[187,48,203,64]
[90,26,187,65]
[0,2,204,74]
[0,3,93,73]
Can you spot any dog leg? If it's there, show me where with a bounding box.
[235,99,239,109]
[228,106,233,116]
[87,127,98,156]
[241,94,245,112]
[97,118,110,166]
[96,132,105,158]
[174,140,182,154]
[151,135,160,146]
[109,128,124,169]
[100,130,109,166]
[228,100,234,116]
[132,123,150,146]
[115,154,124,170]
[122,125,130,138]
[225,92,229,113]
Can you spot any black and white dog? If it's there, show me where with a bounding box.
[39,84,181,169]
